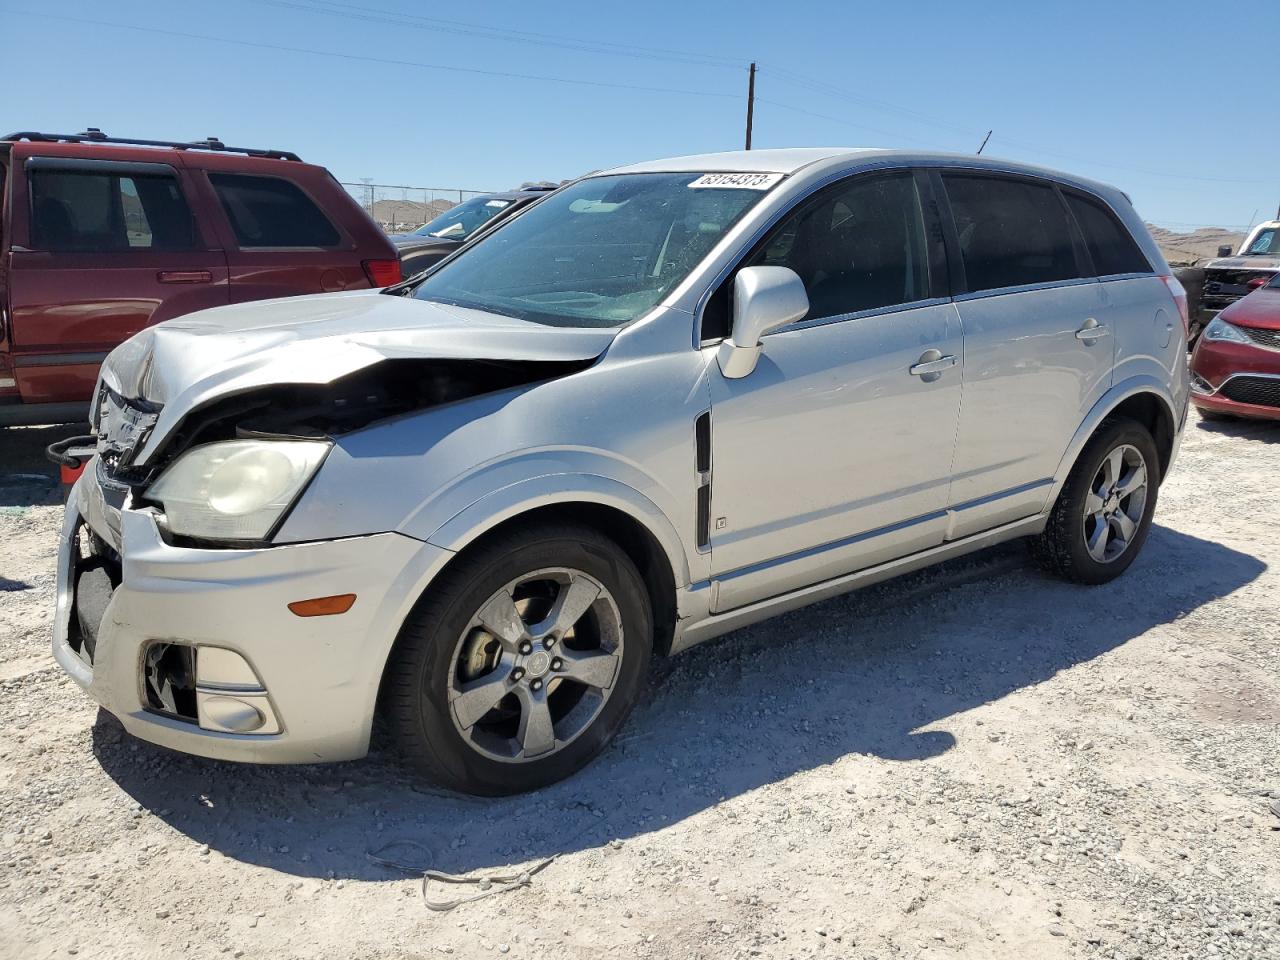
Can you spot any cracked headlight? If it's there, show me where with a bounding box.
[1202,316,1251,345]
[146,440,330,542]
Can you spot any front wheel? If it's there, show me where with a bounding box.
[383,523,652,795]
[1031,418,1159,585]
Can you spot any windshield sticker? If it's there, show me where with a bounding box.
[688,172,784,190]
[485,199,511,208]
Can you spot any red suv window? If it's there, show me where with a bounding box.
[30,168,195,252]
[209,173,341,248]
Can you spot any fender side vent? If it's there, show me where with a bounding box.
[694,411,712,549]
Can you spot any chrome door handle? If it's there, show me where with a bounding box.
[1075,318,1109,341]
[909,353,958,377]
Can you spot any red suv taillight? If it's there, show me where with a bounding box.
[362,258,402,288]
[1160,274,1189,335]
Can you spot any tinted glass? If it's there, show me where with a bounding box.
[1066,194,1150,276]
[413,173,771,328]
[209,173,340,248]
[943,175,1081,292]
[412,195,512,239]
[748,174,929,321]
[30,169,194,252]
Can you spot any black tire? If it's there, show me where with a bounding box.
[383,522,652,795]
[1031,418,1160,585]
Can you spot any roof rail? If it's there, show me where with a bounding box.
[1,128,302,161]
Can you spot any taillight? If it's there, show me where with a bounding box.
[1160,274,1189,334]
[362,258,402,288]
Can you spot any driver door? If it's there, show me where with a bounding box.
[707,170,964,612]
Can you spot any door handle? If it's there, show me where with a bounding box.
[1075,318,1109,341]
[157,270,213,284]
[909,352,958,377]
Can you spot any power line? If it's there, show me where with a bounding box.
[3,9,745,102]
[253,0,747,70]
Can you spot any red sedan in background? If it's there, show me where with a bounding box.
[1190,273,1280,421]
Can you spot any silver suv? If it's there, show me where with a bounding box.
[53,149,1189,794]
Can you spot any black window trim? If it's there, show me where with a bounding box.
[696,164,948,344]
[206,170,350,252]
[1058,185,1154,280]
[933,167,1099,301]
[24,158,196,255]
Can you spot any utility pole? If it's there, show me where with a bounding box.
[976,130,992,155]
[745,62,756,150]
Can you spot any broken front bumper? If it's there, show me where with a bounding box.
[52,464,449,763]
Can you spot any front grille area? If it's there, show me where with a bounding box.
[1242,326,1280,350]
[1202,269,1276,311]
[1219,376,1280,408]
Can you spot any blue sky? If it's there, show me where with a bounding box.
[4,0,1276,230]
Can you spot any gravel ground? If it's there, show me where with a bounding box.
[1,411,1278,960]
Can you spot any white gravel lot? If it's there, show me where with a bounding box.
[1,410,1278,960]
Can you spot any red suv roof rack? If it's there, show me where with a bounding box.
[2,127,302,162]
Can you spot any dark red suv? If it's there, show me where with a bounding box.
[0,129,400,426]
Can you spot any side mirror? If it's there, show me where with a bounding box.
[717,266,809,379]
[1218,245,1233,258]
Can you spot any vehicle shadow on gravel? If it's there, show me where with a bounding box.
[1194,417,1280,443]
[0,424,77,508]
[91,524,1263,881]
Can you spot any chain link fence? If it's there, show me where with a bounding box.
[340,182,490,233]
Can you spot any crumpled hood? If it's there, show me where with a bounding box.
[97,289,618,464]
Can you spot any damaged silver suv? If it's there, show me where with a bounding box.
[54,149,1189,794]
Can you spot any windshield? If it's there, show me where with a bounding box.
[412,172,778,328]
[411,196,513,239]
[1244,228,1280,257]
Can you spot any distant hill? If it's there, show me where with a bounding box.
[1146,224,1246,266]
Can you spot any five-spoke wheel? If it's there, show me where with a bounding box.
[448,569,624,763]
[1033,418,1159,584]
[384,523,651,795]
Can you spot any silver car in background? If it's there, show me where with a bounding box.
[53,149,1189,794]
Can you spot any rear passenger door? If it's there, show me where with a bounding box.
[201,172,365,301]
[937,172,1111,537]
[6,158,228,405]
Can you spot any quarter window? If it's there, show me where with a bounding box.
[748,174,930,321]
[209,173,340,248]
[30,168,195,252]
[1065,193,1151,276]
[942,175,1082,293]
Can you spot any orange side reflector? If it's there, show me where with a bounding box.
[288,594,357,617]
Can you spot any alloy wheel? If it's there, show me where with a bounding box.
[1082,443,1149,564]
[446,567,624,763]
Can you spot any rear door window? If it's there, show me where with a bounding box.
[1065,193,1151,276]
[942,174,1083,293]
[30,168,195,252]
[209,173,341,248]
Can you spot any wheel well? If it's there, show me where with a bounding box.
[1106,392,1175,481]
[430,503,680,657]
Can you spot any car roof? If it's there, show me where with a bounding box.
[601,147,1120,196]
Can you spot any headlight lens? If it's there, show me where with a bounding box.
[1202,316,1251,344]
[146,440,330,541]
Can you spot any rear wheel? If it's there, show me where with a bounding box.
[1031,418,1159,585]
[383,523,651,795]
